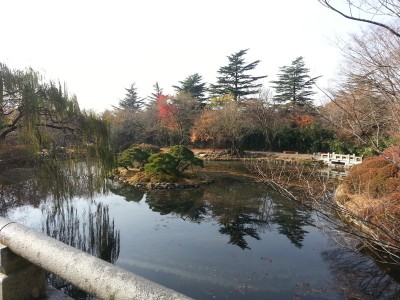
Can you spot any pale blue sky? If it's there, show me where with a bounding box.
[1,0,363,111]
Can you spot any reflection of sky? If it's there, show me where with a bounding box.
[7,204,43,230]
[8,185,339,299]
[106,191,339,299]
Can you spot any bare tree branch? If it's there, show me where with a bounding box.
[319,0,400,38]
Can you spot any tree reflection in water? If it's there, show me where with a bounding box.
[146,188,208,222]
[109,184,145,203]
[17,161,119,299]
[218,211,263,250]
[0,160,109,216]
[322,246,400,299]
[137,173,313,250]
[43,202,120,299]
[271,200,312,248]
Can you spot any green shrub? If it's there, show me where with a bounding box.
[144,152,180,176]
[168,145,204,172]
[129,143,160,154]
[143,146,204,181]
[118,147,150,169]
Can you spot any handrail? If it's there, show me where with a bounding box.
[0,217,191,300]
[314,152,363,166]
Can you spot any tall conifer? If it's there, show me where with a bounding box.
[119,82,144,110]
[210,49,267,101]
[271,57,320,106]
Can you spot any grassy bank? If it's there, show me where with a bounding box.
[335,150,400,257]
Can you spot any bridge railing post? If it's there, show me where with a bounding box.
[0,243,47,299]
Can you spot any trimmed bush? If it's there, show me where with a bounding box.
[130,143,160,154]
[168,145,204,172]
[343,149,400,198]
[118,147,150,169]
[143,146,204,182]
[144,152,180,176]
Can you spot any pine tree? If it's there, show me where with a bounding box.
[173,73,207,105]
[209,49,267,101]
[271,57,320,106]
[149,81,163,102]
[119,82,144,110]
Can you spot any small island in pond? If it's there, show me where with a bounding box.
[116,144,212,189]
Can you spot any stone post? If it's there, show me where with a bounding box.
[0,243,46,300]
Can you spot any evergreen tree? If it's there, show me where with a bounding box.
[209,49,267,101]
[173,73,207,105]
[271,57,320,106]
[119,82,144,110]
[149,81,163,102]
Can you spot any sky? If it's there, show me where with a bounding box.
[1,0,364,112]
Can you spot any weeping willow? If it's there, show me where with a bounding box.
[0,63,114,174]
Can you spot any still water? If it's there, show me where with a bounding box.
[1,161,399,299]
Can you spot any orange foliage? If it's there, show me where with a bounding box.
[290,114,315,127]
[190,110,217,143]
[383,144,400,163]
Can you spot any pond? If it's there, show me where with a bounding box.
[1,161,399,299]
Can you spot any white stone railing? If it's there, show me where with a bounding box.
[0,217,190,300]
[314,152,363,166]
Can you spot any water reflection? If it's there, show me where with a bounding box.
[119,173,314,250]
[109,184,145,203]
[43,202,120,299]
[43,203,120,263]
[218,211,263,250]
[0,160,108,216]
[322,246,400,299]
[36,161,108,201]
[271,200,312,248]
[3,160,399,299]
[0,160,119,300]
[146,189,208,222]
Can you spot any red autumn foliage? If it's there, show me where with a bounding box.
[156,94,178,129]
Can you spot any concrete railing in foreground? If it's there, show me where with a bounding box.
[0,217,191,300]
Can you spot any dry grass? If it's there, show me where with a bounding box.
[336,150,400,252]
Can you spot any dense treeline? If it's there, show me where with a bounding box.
[105,52,332,155]
[105,44,395,157]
